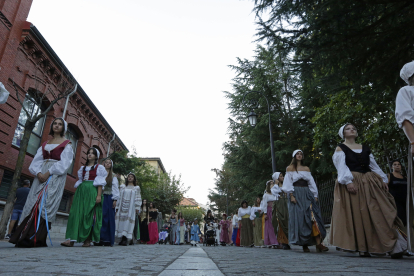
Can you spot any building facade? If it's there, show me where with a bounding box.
[0,0,127,236]
[140,157,167,175]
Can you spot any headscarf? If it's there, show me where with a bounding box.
[50,117,67,135]
[338,123,352,139]
[272,172,281,181]
[88,147,100,159]
[400,61,414,84]
[292,149,303,158]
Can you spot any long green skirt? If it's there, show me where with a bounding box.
[65,181,103,242]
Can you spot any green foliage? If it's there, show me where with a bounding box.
[107,148,188,217]
[176,207,205,225]
[208,1,412,210]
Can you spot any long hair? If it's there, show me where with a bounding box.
[127,173,137,186]
[265,180,273,193]
[254,196,262,207]
[104,159,114,185]
[49,118,65,137]
[178,212,183,219]
[289,151,303,172]
[83,148,98,175]
[149,201,156,209]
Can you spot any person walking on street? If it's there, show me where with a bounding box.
[262,180,281,249]
[238,200,253,247]
[282,150,328,253]
[272,172,290,250]
[61,147,107,247]
[5,180,30,239]
[231,211,238,246]
[10,118,73,247]
[331,124,407,258]
[250,196,264,248]
[115,173,142,246]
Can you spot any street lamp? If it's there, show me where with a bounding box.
[247,110,257,127]
[242,91,277,173]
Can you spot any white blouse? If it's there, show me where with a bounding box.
[238,206,252,221]
[395,86,414,128]
[116,184,142,212]
[250,206,262,220]
[271,185,282,197]
[74,165,107,188]
[261,193,278,213]
[282,170,318,198]
[232,214,239,227]
[29,143,74,176]
[110,177,120,201]
[332,149,388,184]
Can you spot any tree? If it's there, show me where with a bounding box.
[107,149,188,217]
[0,77,76,239]
[176,207,205,225]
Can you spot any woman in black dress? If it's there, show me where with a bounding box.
[139,199,150,243]
[387,160,408,226]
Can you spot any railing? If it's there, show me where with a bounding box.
[318,179,336,225]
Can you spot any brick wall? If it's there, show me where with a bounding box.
[0,1,126,216]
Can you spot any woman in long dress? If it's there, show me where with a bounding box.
[262,180,281,249]
[282,150,328,253]
[10,118,73,247]
[169,209,178,244]
[250,196,264,247]
[115,172,142,246]
[61,147,107,247]
[139,199,150,244]
[271,172,290,250]
[238,200,253,247]
[387,160,408,226]
[147,202,159,244]
[330,123,407,258]
[395,62,414,252]
[95,159,119,246]
[219,214,230,245]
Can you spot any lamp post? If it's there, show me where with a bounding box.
[242,91,277,173]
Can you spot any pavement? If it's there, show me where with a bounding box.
[0,239,413,276]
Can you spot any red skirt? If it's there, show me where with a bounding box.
[236,227,241,246]
[147,221,158,244]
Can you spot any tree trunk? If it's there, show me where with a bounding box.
[0,119,36,239]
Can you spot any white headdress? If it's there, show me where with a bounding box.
[50,117,68,135]
[292,149,303,158]
[400,61,414,84]
[338,123,354,139]
[272,172,281,181]
[88,147,100,159]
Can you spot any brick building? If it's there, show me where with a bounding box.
[0,0,127,235]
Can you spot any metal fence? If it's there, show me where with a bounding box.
[317,146,409,225]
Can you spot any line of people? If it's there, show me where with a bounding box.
[8,117,161,247]
[232,124,411,258]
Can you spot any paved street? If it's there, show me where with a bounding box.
[0,240,413,276]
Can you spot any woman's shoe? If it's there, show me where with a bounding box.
[315,244,329,252]
[93,241,103,246]
[129,239,134,245]
[303,245,310,252]
[391,252,404,259]
[359,252,371,257]
[82,240,91,247]
[282,244,291,250]
[60,240,74,247]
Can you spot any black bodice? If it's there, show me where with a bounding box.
[149,211,158,220]
[338,144,371,173]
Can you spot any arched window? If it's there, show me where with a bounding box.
[12,95,46,155]
[65,126,78,175]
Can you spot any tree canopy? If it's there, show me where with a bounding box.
[208,0,412,212]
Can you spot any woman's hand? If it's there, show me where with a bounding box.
[96,196,101,204]
[383,182,389,192]
[347,183,357,194]
[290,195,297,204]
[112,200,117,208]
[252,221,255,227]
[264,214,268,220]
[239,222,242,228]
[315,197,318,202]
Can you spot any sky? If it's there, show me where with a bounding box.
[27,0,258,205]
